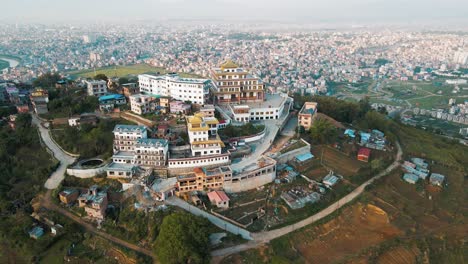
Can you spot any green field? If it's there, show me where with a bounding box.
[67,64,202,78]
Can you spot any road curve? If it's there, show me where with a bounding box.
[212,141,402,259]
[31,114,77,189]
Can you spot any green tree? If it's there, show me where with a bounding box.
[370,158,383,172]
[33,72,61,88]
[118,77,129,85]
[154,212,210,264]
[94,74,108,82]
[309,118,337,144]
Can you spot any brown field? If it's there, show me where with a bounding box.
[313,145,365,177]
[293,203,402,263]
[377,246,420,264]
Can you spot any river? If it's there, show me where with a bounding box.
[0,56,20,68]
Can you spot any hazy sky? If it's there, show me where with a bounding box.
[2,0,468,24]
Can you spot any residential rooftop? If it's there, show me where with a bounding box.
[113,124,147,133]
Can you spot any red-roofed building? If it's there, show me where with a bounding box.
[357,148,371,162]
[207,190,230,209]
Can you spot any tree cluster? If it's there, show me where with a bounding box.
[154,212,211,264]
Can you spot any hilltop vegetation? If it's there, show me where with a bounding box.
[0,114,59,262]
[222,96,468,264]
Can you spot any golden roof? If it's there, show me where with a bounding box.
[220,60,239,69]
[188,126,210,132]
[191,139,225,147]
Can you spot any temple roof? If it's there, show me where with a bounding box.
[220,59,239,69]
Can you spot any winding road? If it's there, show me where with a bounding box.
[212,141,402,260]
[33,113,156,260]
[32,114,77,189]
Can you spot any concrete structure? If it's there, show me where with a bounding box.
[298,102,318,130]
[130,94,155,115]
[112,124,148,152]
[227,93,289,122]
[151,177,177,201]
[122,83,140,98]
[85,80,107,97]
[176,166,232,194]
[30,88,49,114]
[138,73,211,105]
[59,189,79,204]
[67,113,97,127]
[210,60,265,104]
[429,173,445,186]
[169,100,191,115]
[78,185,108,219]
[134,138,168,168]
[106,162,138,179]
[167,153,231,172]
[99,94,126,111]
[224,156,276,193]
[186,112,224,157]
[207,190,230,209]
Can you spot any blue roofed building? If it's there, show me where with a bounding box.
[99,93,126,111]
[403,173,419,184]
[295,152,314,163]
[29,226,44,239]
[323,172,340,187]
[344,129,356,138]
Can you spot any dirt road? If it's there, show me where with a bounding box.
[40,190,156,260]
[212,141,402,260]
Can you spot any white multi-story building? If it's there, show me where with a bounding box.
[113,125,148,153]
[228,93,290,123]
[138,73,211,105]
[134,138,168,168]
[85,80,107,97]
[129,94,155,115]
[186,112,224,157]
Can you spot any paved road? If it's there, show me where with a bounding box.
[212,141,402,259]
[32,114,76,189]
[40,190,155,260]
[231,109,290,172]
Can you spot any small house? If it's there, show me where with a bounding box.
[429,173,445,187]
[29,226,44,240]
[295,153,314,164]
[344,129,356,138]
[323,173,340,187]
[59,189,79,205]
[207,190,230,209]
[357,148,371,162]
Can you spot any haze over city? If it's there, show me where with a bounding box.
[0,1,467,263]
[2,0,468,27]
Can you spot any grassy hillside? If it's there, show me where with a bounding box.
[221,122,468,264]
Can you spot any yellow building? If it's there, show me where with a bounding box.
[210,60,265,104]
[186,112,224,157]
